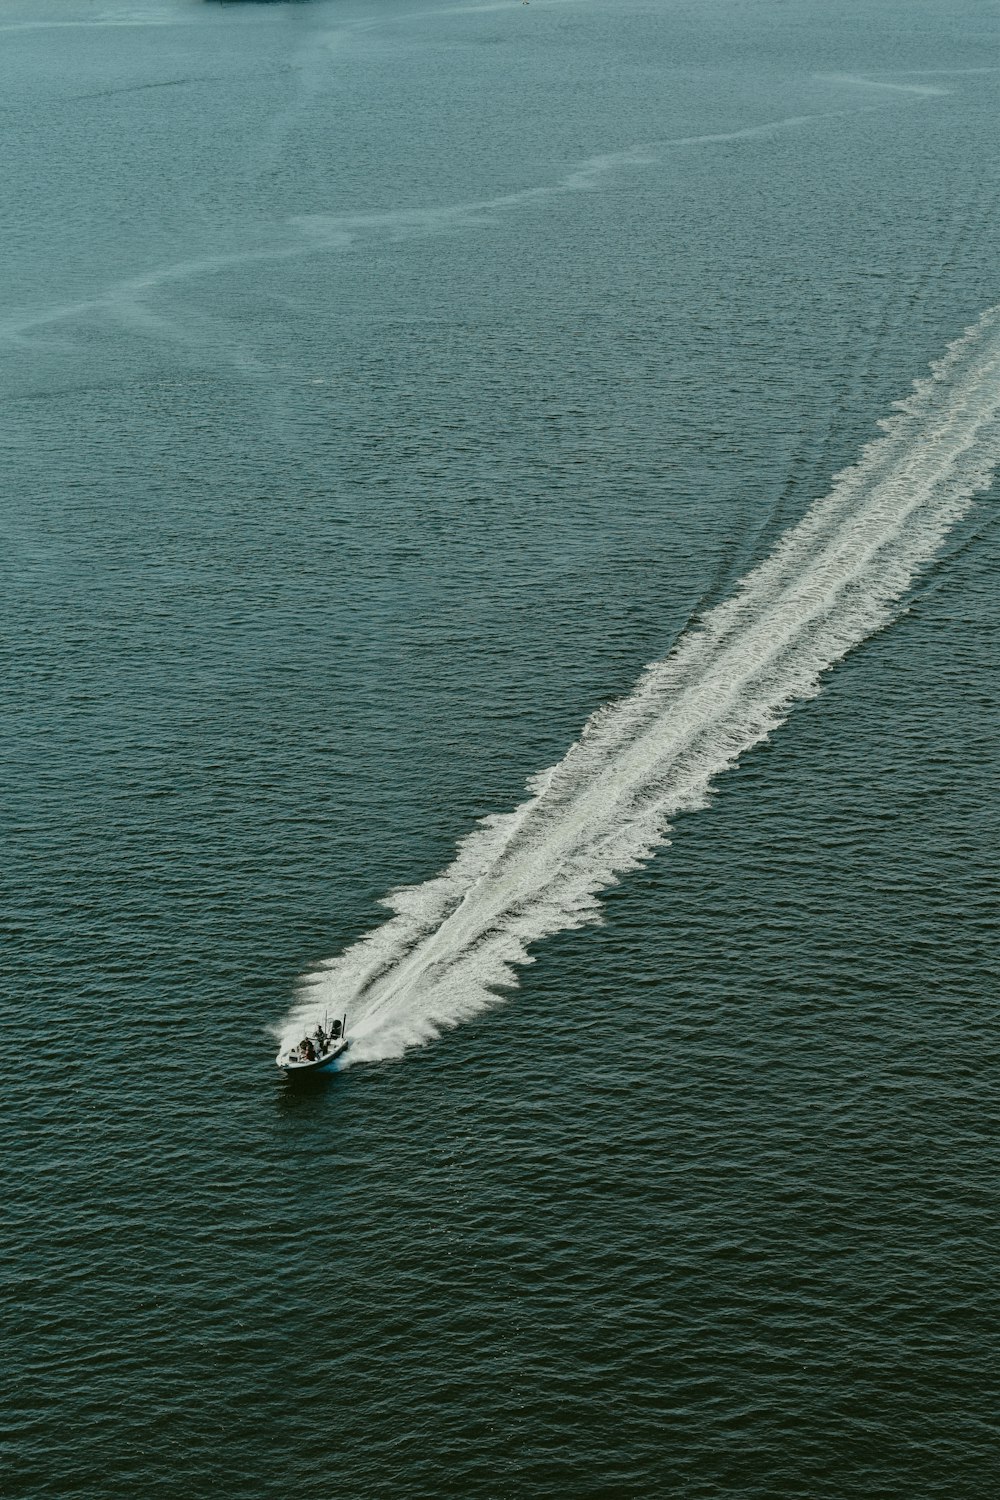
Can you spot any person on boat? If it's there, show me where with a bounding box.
[313,1025,328,1053]
[299,1038,316,1062]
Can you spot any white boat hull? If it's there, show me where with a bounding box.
[276,1038,349,1074]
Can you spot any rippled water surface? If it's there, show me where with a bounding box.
[4,1,999,1496]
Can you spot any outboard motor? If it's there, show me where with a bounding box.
[330,1019,342,1040]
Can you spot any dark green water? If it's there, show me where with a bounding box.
[3,1,999,1495]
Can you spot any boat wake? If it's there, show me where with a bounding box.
[276,308,1000,1065]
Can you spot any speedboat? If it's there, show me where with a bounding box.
[276,1014,348,1075]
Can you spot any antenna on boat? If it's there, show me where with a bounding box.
[342,1012,347,1038]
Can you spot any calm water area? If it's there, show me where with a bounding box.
[3,0,999,1495]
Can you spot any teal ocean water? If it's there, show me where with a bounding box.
[4,1,999,1495]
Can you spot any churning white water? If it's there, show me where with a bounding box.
[278,307,1000,1064]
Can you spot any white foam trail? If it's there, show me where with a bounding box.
[280,309,1000,1065]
